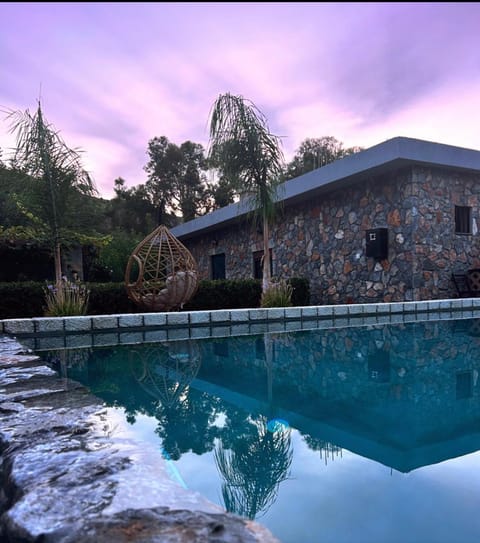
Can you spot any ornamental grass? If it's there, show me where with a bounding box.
[44,279,90,316]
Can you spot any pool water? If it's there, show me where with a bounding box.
[41,318,480,543]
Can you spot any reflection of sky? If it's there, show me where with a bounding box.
[266,433,480,543]
[121,413,480,543]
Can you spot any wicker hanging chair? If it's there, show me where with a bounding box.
[125,225,198,312]
[129,341,201,408]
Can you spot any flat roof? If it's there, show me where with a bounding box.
[171,136,480,241]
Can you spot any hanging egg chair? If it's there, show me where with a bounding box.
[129,340,201,407]
[125,225,198,312]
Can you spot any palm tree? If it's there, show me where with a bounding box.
[207,93,285,293]
[4,101,97,289]
[214,416,293,519]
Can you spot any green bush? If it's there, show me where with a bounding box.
[0,282,45,318]
[44,280,90,316]
[0,282,136,319]
[288,277,310,306]
[0,277,311,319]
[185,277,310,310]
[87,283,138,315]
[184,279,262,310]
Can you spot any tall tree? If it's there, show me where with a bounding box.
[144,136,209,224]
[207,92,285,292]
[205,175,236,209]
[285,136,363,180]
[108,177,157,234]
[177,140,208,221]
[144,136,181,226]
[4,101,98,287]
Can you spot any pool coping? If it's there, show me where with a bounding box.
[2,298,480,352]
[2,298,480,336]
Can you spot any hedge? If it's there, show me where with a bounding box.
[0,278,310,319]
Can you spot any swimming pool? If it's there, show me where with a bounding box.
[38,317,480,543]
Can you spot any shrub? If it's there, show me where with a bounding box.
[0,282,45,318]
[87,283,138,315]
[260,280,293,308]
[44,280,90,317]
[0,276,311,319]
[184,279,262,310]
[288,277,310,306]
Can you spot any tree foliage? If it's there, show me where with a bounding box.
[107,177,157,234]
[1,98,365,286]
[144,136,211,223]
[285,136,363,180]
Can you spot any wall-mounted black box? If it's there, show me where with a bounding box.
[366,228,388,260]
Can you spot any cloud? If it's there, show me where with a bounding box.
[1,2,480,198]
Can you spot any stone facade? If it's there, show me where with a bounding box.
[183,165,480,305]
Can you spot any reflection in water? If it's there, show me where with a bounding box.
[214,416,293,519]
[39,318,480,528]
[303,435,343,465]
[130,340,201,408]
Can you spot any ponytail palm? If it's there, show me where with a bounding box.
[207,93,284,292]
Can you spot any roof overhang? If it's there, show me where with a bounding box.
[172,136,480,241]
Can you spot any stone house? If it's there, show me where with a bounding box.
[171,137,480,305]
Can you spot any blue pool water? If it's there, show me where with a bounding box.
[40,318,480,543]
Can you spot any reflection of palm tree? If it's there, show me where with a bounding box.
[214,417,293,519]
[130,340,201,408]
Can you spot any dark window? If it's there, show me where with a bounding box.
[368,351,390,383]
[211,253,226,279]
[456,371,473,399]
[253,249,273,279]
[455,205,472,234]
[213,341,229,357]
[255,338,265,360]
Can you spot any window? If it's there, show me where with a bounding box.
[456,371,473,400]
[455,205,472,234]
[368,351,390,383]
[213,341,229,357]
[253,249,273,279]
[211,253,226,280]
[255,338,265,360]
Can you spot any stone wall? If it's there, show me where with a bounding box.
[184,166,480,304]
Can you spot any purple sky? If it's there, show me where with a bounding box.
[1,2,480,199]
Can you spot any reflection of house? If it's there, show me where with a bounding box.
[172,137,480,304]
[192,321,480,473]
